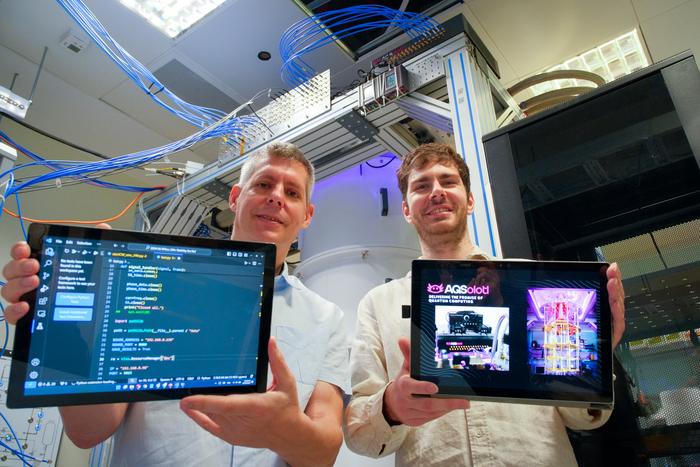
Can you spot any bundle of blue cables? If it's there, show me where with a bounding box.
[280,5,441,87]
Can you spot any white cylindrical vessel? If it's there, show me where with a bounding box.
[297,154,420,335]
[297,155,419,467]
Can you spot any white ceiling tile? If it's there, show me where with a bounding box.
[632,0,691,22]
[640,0,700,62]
[0,1,174,100]
[457,4,518,85]
[468,0,639,81]
[0,41,203,176]
[174,0,352,99]
[101,79,205,143]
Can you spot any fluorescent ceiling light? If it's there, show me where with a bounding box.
[531,30,650,97]
[119,0,228,38]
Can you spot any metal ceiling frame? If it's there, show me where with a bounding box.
[139,18,523,256]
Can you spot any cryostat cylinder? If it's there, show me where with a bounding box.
[296,155,420,335]
[295,156,414,467]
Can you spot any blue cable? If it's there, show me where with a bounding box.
[14,194,27,242]
[0,131,162,193]
[55,0,229,129]
[280,5,440,86]
[0,411,29,467]
[0,297,50,466]
[0,132,159,193]
[1,114,259,197]
[0,4,438,209]
[0,439,47,465]
[0,0,264,202]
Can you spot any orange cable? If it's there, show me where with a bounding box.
[2,192,146,225]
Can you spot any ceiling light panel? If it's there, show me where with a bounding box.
[119,0,227,38]
[531,30,650,96]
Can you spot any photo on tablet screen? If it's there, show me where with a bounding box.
[434,306,509,371]
[526,288,599,378]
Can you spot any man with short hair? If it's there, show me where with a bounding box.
[344,143,626,466]
[2,142,349,466]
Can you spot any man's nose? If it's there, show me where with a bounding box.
[430,183,446,200]
[267,185,283,206]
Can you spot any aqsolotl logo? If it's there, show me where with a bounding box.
[427,283,490,295]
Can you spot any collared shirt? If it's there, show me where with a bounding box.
[110,263,350,467]
[344,266,610,467]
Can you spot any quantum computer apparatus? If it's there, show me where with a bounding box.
[8,223,276,408]
[410,259,614,409]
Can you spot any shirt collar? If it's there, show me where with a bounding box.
[275,262,303,290]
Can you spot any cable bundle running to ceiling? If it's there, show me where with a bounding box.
[280,4,441,87]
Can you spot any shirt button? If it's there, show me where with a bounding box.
[474,429,484,438]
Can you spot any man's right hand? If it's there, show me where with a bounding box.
[383,336,470,427]
[1,241,39,325]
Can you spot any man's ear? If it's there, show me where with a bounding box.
[302,203,315,229]
[229,185,242,213]
[402,199,413,225]
[466,192,475,215]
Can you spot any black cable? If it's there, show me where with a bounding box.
[247,104,273,136]
[365,155,396,169]
[0,111,110,160]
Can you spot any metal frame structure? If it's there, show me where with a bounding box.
[140,18,523,256]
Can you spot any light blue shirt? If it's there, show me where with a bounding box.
[109,264,350,466]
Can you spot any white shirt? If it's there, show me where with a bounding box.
[344,268,610,467]
[110,264,350,466]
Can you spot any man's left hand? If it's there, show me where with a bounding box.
[607,262,625,348]
[180,337,301,450]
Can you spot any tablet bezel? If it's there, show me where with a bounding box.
[8,223,276,408]
[410,259,614,409]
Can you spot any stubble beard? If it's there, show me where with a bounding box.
[414,208,468,251]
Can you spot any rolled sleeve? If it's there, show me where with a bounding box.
[345,381,409,457]
[557,407,612,430]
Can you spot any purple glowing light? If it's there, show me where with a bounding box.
[528,288,596,322]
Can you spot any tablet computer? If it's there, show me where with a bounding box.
[411,259,613,409]
[7,223,276,408]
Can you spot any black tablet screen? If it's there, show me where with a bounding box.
[411,260,613,407]
[9,224,275,407]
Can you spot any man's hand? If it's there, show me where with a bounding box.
[383,337,469,427]
[1,242,39,324]
[2,224,111,325]
[607,262,625,348]
[180,337,303,450]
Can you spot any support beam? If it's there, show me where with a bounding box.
[444,46,502,258]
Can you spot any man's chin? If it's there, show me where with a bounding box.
[235,227,285,244]
[417,220,465,239]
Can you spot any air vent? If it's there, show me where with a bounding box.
[153,59,239,113]
[59,29,89,54]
